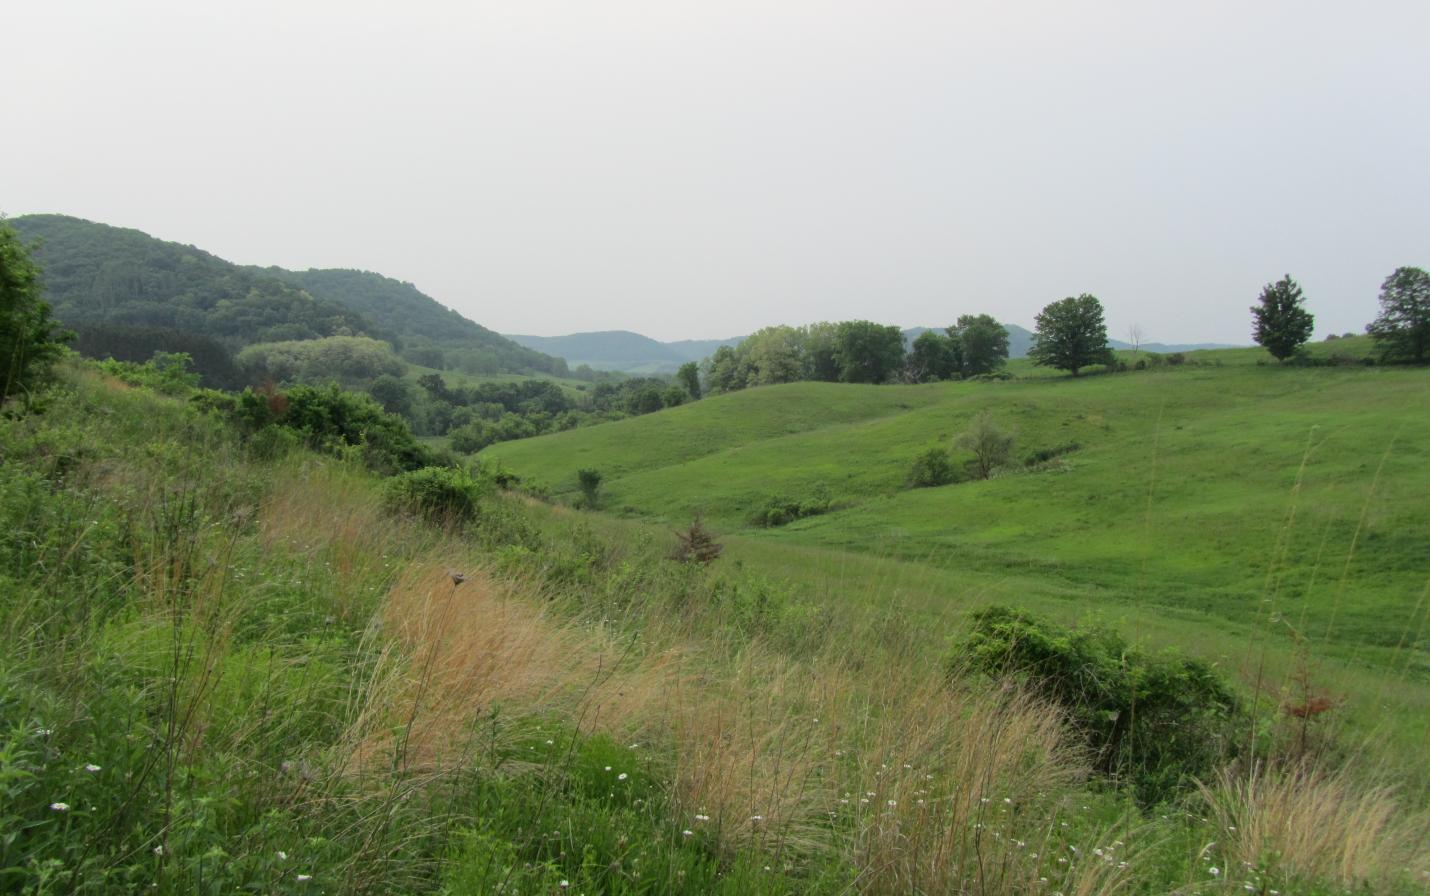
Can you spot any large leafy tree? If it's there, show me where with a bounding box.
[676,361,702,399]
[833,320,906,384]
[1,221,70,406]
[950,314,1010,376]
[1367,266,1430,364]
[1029,294,1112,376]
[1251,275,1314,361]
[906,330,961,382]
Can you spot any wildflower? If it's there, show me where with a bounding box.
[750,815,764,822]
[617,773,628,781]
[694,814,710,822]
[886,800,897,808]
[277,851,288,860]
[604,766,612,772]
[153,845,164,855]
[560,882,569,890]
[1209,867,1220,876]
[84,764,101,773]
[296,874,312,882]
[50,802,69,812]
[682,830,693,837]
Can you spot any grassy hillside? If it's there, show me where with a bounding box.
[4,360,1426,894]
[486,362,1429,673]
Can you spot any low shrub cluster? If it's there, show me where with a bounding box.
[907,446,957,487]
[382,465,489,524]
[951,605,1245,805]
[749,490,833,527]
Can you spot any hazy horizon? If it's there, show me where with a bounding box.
[6,1,1428,344]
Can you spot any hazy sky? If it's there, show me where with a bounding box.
[6,1,1428,343]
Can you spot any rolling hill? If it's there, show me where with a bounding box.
[485,354,1429,673]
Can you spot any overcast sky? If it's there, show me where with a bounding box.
[6,1,1428,343]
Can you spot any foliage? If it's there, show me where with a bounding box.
[907,446,957,487]
[1029,294,1113,376]
[0,220,70,408]
[833,320,906,384]
[10,214,372,346]
[677,361,702,399]
[906,330,961,382]
[1366,266,1430,364]
[749,490,833,527]
[237,335,406,385]
[262,266,569,376]
[949,313,1010,376]
[71,323,244,389]
[1251,275,1315,361]
[673,513,724,563]
[382,465,487,523]
[233,382,434,473]
[576,468,604,508]
[97,351,201,395]
[954,606,1244,804]
[955,411,1015,479]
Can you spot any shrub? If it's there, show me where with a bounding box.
[673,513,723,564]
[955,412,1014,480]
[576,468,603,508]
[382,466,487,524]
[1166,352,1186,366]
[750,490,832,527]
[232,383,434,474]
[951,606,1243,805]
[1024,442,1080,468]
[907,446,956,487]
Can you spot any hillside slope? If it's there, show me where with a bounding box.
[11,214,568,376]
[486,363,1430,667]
[262,267,568,376]
[11,214,374,345]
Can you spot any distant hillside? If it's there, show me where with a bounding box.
[10,214,568,377]
[904,324,1237,357]
[259,268,567,376]
[11,214,373,345]
[505,330,742,374]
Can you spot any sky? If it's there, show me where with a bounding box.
[5,1,1429,344]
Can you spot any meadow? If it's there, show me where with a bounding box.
[2,358,1426,894]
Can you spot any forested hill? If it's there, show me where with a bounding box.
[258,267,568,376]
[9,214,567,376]
[10,214,373,345]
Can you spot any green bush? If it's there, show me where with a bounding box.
[233,383,434,474]
[907,446,956,487]
[382,466,487,524]
[951,606,1243,805]
[750,489,832,527]
[1024,441,1080,468]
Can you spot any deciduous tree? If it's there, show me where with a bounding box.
[1,221,69,406]
[1367,266,1430,364]
[1251,275,1314,361]
[1029,295,1111,376]
[950,314,1010,376]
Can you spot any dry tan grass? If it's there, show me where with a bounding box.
[1200,761,1429,892]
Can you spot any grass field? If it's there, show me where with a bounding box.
[5,361,1427,894]
[486,357,1430,787]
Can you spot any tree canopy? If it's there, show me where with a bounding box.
[1028,295,1112,376]
[1,220,70,406]
[1367,266,1430,364]
[1251,275,1314,361]
[950,314,1010,376]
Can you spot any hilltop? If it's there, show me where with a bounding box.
[9,214,567,376]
